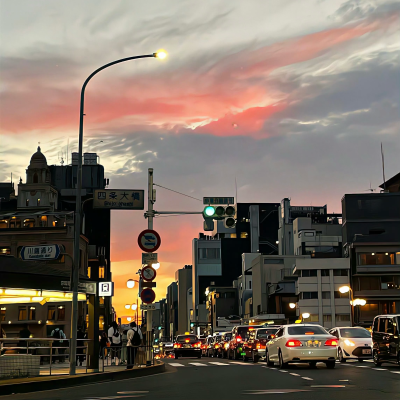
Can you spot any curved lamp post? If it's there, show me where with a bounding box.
[339,285,366,327]
[70,51,167,375]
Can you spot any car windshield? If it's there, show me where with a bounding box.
[223,334,231,341]
[214,336,222,342]
[340,328,371,338]
[257,328,278,339]
[199,338,207,343]
[237,327,255,337]
[176,335,198,343]
[287,326,328,335]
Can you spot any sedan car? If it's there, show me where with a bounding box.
[219,332,232,358]
[173,334,202,359]
[329,327,372,362]
[266,324,338,369]
[242,326,280,363]
[228,325,257,360]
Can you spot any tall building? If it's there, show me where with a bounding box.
[342,192,400,326]
[175,265,192,335]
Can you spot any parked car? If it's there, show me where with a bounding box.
[219,332,232,358]
[372,314,400,366]
[209,333,223,357]
[242,326,280,363]
[173,334,202,359]
[228,325,256,360]
[266,324,338,369]
[329,326,372,362]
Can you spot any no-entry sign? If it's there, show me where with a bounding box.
[138,229,161,253]
[141,288,156,304]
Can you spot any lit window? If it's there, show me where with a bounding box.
[231,233,237,238]
[0,307,6,321]
[29,307,36,320]
[26,199,29,206]
[18,307,27,321]
[87,266,91,278]
[0,247,11,255]
[47,306,56,320]
[240,232,248,238]
[99,315,105,328]
[99,296,105,305]
[58,306,65,320]
[37,199,41,206]
[99,266,105,279]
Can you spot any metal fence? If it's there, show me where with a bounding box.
[0,339,155,379]
[0,338,89,379]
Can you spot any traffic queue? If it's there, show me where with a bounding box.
[163,313,400,368]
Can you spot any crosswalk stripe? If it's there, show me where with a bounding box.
[391,371,400,374]
[169,363,185,367]
[302,377,313,381]
[189,362,207,366]
[290,373,300,376]
[373,368,387,371]
[229,362,251,365]
[209,362,230,366]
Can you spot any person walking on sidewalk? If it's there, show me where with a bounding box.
[126,321,143,369]
[108,321,121,365]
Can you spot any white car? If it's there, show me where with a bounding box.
[266,324,338,369]
[328,327,372,363]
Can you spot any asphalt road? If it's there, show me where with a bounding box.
[2,358,399,399]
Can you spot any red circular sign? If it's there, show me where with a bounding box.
[141,266,157,281]
[141,288,156,304]
[138,229,161,253]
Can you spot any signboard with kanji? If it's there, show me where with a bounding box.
[20,244,60,261]
[203,197,234,205]
[93,189,144,210]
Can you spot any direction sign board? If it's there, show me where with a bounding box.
[99,282,114,297]
[21,244,60,261]
[140,288,156,304]
[142,252,158,265]
[138,230,161,253]
[93,189,144,210]
[141,266,156,281]
[203,197,234,205]
[140,303,160,311]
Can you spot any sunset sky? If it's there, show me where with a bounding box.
[1,0,399,323]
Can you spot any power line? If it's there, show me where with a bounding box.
[153,183,202,202]
[154,214,192,218]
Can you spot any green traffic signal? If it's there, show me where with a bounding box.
[204,206,215,217]
[190,322,194,327]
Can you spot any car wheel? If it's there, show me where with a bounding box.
[373,350,382,367]
[266,351,274,367]
[309,361,317,369]
[338,348,346,363]
[326,361,335,369]
[278,351,287,369]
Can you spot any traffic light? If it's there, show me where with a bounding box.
[190,322,194,328]
[203,205,236,228]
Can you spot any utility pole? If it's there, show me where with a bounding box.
[146,168,154,366]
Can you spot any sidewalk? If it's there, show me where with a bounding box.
[0,362,165,396]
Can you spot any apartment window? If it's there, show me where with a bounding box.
[99,266,105,279]
[58,306,65,320]
[301,270,317,277]
[358,277,380,291]
[231,233,237,238]
[37,199,41,206]
[323,314,332,323]
[358,252,400,266]
[18,307,27,321]
[23,218,35,228]
[29,307,36,320]
[303,314,319,322]
[99,296,105,305]
[198,248,220,259]
[333,269,348,277]
[321,270,330,277]
[302,292,318,300]
[26,199,29,206]
[99,315,105,329]
[0,247,11,255]
[1,307,6,321]
[334,291,349,299]
[39,215,47,227]
[47,306,56,320]
[322,291,331,299]
[240,232,248,238]
[337,314,351,322]
[87,266,91,278]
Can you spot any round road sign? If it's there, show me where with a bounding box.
[138,229,161,253]
[141,266,157,281]
[141,288,156,304]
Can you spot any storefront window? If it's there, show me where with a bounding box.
[99,315,105,330]
[18,307,27,321]
[1,307,6,321]
[358,252,400,265]
[0,247,11,254]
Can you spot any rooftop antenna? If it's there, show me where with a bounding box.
[364,181,376,192]
[381,142,386,191]
[235,176,238,204]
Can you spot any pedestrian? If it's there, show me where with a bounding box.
[99,331,109,359]
[76,326,86,366]
[120,327,129,365]
[126,321,143,369]
[50,327,66,363]
[18,323,31,354]
[107,321,121,365]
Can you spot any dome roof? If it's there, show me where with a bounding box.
[29,146,48,169]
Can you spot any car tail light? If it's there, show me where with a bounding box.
[256,343,266,349]
[285,340,303,347]
[270,335,275,339]
[214,344,220,348]
[324,339,338,347]
[224,343,229,349]
[185,339,190,343]
[236,337,242,343]
[192,342,201,348]
[173,343,182,348]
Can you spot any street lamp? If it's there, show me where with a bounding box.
[127,280,136,289]
[71,51,166,376]
[152,262,160,270]
[339,285,367,326]
[289,303,296,309]
[132,304,137,311]
[124,304,130,310]
[302,313,310,319]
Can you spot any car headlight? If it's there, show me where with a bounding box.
[344,339,355,347]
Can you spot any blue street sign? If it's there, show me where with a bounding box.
[20,244,60,261]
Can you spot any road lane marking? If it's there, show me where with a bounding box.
[229,361,252,365]
[302,377,313,380]
[209,362,230,366]
[279,370,288,372]
[169,363,185,367]
[373,368,387,371]
[311,385,346,388]
[290,373,300,376]
[391,371,400,374]
[356,366,369,368]
[189,362,207,366]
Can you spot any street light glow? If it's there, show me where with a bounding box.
[127,279,135,289]
[154,50,167,59]
[353,298,367,306]
[339,285,351,294]
[289,303,296,309]
[302,313,310,319]
[152,262,160,270]
[132,304,137,310]
[125,304,130,309]
[127,317,132,322]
